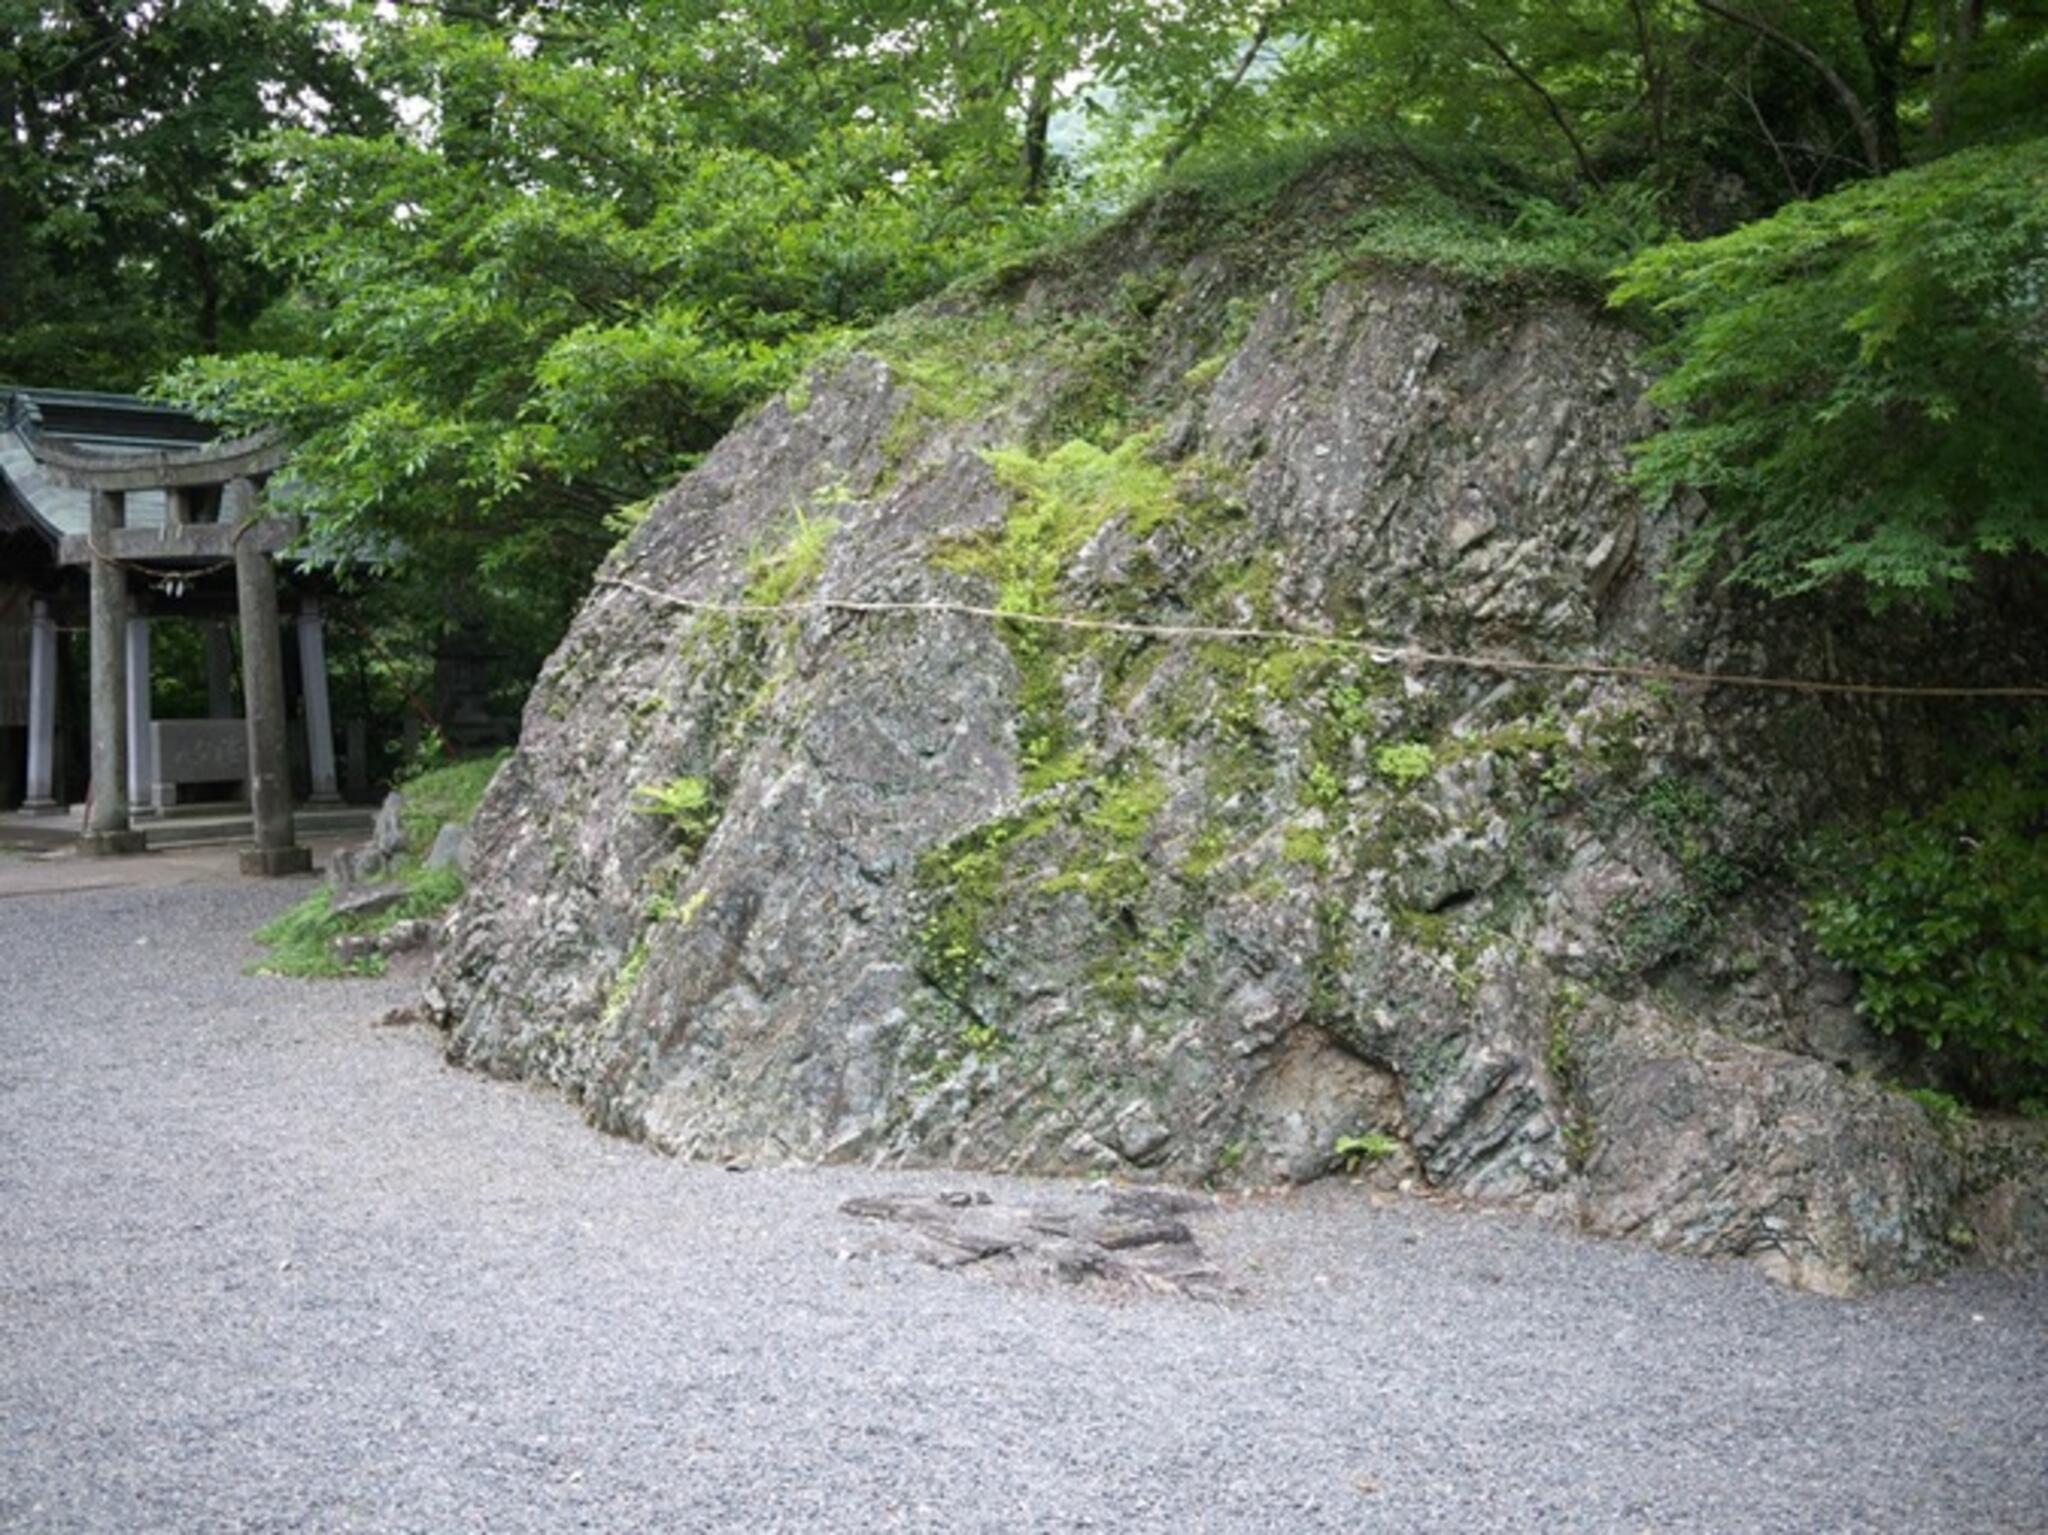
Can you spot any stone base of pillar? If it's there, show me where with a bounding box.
[240,845,313,877]
[81,830,148,857]
[20,797,60,814]
[305,791,343,806]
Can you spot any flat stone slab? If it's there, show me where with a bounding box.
[840,1187,1231,1298]
[330,881,405,918]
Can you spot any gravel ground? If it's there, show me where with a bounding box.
[2,878,2044,1534]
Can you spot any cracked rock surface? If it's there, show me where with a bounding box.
[429,153,2048,1293]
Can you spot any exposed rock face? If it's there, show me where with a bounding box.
[428,160,2047,1293]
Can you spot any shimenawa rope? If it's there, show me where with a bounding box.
[595,575,2048,702]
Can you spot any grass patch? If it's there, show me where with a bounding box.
[253,866,464,979]
[395,752,507,860]
[253,750,505,978]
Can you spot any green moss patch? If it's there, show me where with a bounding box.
[744,508,840,608]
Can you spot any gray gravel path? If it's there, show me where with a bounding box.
[3,878,2044,1534]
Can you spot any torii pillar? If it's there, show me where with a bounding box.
[227,477,312,876]
[83,489,145,855]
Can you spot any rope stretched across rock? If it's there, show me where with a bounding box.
[595,575,2048,702]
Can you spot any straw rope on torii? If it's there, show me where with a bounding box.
[594,577,2048,703]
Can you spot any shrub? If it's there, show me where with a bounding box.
[1613,140,2048,607]
[1806,723,2048,1094]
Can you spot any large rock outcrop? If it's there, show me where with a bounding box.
[428,157,2047,1293]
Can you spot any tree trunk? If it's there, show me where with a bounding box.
[1628,0,1668,164]
[1927,0,1985,151]
[1693,0,1886,175]
[1021,63,1056,203]
[1852,0,1910,171]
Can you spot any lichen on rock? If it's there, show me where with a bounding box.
[426,151,2048,1294]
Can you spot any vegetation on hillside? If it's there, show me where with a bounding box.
[11,1,2043,642]
[1806,720,2048,1102]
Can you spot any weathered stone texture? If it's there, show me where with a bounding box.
[428,180,2046,1293]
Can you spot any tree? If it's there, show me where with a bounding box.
[1612,137,2048,604]
[0,0,387,388]
[154,1,1266,666]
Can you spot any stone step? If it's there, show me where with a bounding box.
[136,805,374,849]
[149,799,255,821]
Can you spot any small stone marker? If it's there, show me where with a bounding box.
[424,823,470,874]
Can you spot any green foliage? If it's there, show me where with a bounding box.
[0,0,389,388]
[602,939,651,1025]
[1605,775,1773,973]
[1180,822,1232,882]
[1637,777,1716,853]
[152,0,1088,669]
[1339,178,1667,295]
[938,431,1183,792]
[1806,724,2048,1090]
[395,752,507,861]
[253,747,496,978]
[252,888,359,979]
[1373,742,1437,789]
[972,435,1182,606]
[646,886,710,928]
[913,807,1060,1005]
[1614,140,2048,606]
[631,775,721,856]
[1083,765,1169,846]
[1897,1084,1973,1132]
[1302,759,1345,810]
[1333,1133,1401,1172]
[744,511,840,609]
[1543,981,1599,1170]
[252,866,466,980]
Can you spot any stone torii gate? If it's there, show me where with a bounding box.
[47,432,316,875]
